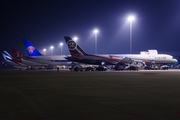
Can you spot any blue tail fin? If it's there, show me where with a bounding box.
[23,39,42,56]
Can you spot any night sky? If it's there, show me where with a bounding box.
[1,0,180,64]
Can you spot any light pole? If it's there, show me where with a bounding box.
[94,29,98,54]
[73,37,78,43]
[50,46,54,55]
[60,42,63,55]
[43,49,46,55]
[128,16,135,54]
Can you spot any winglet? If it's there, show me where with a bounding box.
[23,39,42,56]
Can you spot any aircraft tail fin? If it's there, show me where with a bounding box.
[64,37,88,56]
[22,39,42,56]
[11,48,23,60]
[2,51,14,62]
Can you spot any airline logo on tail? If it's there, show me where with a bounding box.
[11,48,23,60]
[2,51,23,66]
[14,52,20,58]
[64,37,87,56]
[27,46,35,54]
[2,51,13,62]
[67,40,77,50]
[23,39,42,56]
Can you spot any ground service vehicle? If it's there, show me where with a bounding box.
[127,66,139,71]
[114,66,124,71]
[160,65,169,70]
[96,66,108,71]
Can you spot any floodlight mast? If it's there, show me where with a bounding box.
[128,16,135,54]
[60,42,63,55]
[94,29,98,54]
[43,49,46,55]
[50,46,54,55]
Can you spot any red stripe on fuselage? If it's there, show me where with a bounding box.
[70,52,121,62]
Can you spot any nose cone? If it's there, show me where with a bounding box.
[174,59,178,63]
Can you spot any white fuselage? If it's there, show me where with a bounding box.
[23,55,72,66]
[98,54,177,64]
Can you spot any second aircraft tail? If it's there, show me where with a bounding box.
[2,51,14,62]
[64,37,87,56]
[11,48,23,60]
[23,39,42,56]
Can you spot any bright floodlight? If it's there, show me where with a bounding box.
[50,46,54,49]
[94,29,98,33]
[43,49,46,51]
[94,29,98,54]
[73,37,78,41]
[60,42,63,46]
[60,42,63,55]
[128,16,135,54]
[128,16,135,21]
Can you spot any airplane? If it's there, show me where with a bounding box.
[64,37,178,67]
[2,50,48,70]
[2,51,28,69]
[110,50,178,65]
[22,39,75,68]
[64,36,133,65]
[11,48,49,67]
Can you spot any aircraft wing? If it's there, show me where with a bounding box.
[133,60,144,63]
[119,57,133,64]
[21,56,48,66]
